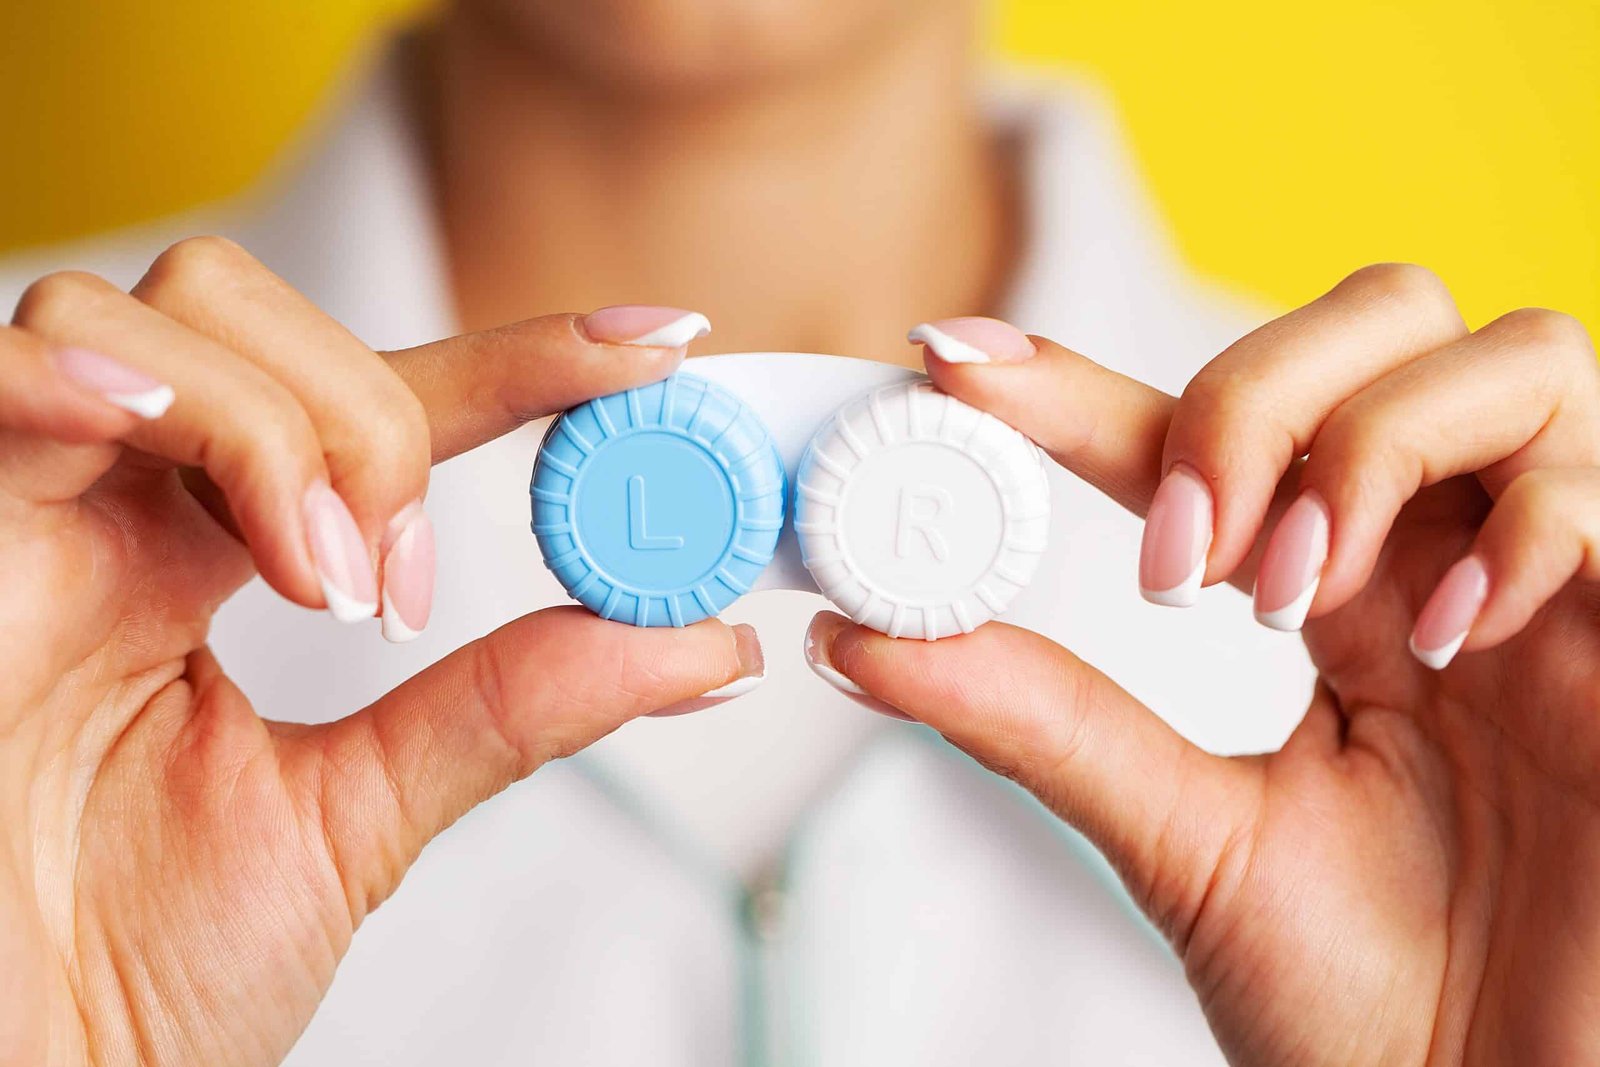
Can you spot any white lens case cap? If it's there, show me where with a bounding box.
[795,378,1050,639]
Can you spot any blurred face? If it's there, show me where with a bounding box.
[466,0,967,92]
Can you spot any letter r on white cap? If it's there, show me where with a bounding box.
[896,484,953,561]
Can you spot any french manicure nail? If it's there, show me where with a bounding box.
[1253,491,1330,632]
[1409,555,1488,670]
[380,502,435,643]
[802,614,913,721]
[581,305,711,347]
[54,346,175,419]
[908,317,1036,365]
[1140,464,1213,607]
[650,624,765,716]
[302,483,378,624]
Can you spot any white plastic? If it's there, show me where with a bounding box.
[795,380,1050,639]
[685,353,922,594]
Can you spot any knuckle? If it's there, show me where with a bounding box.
[1344,262,1451,308]
[1175,361,1309,473]
[1027,672,1100,797]
[468,640,512,743]
[14,271,113,331]
[212,383,319,481]
[1179,361,1272,433]
[1316,403,1388,463]
[1308,404,1413,499]
[1498,469,1566,527]
[468,638,549,776]
[1338,263,1464,336]
[1493,307,1594,359]
[142,235,259,297]
[617,639,690,704]
[359,387,430,462]
[324,378,431,497]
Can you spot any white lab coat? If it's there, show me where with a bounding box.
[2,44,1314,1067]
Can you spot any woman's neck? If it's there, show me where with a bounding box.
[427,5,1016,365]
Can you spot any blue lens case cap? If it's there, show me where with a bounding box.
[531,373,786,627]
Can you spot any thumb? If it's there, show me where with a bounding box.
[289,608,761,921]
[808,611,1259,945]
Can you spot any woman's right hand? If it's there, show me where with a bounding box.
[0,237,760,1066]
[812,273,1600,1065]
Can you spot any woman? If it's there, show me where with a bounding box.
[2,1,1596,1064]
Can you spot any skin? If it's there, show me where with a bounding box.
[430,0,1013,358]
[0,240,756,1064]
[815,265,1600,1064]
[3,2,1595,1066]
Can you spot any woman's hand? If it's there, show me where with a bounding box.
[809,266,1600,1064]
[0,238,758,1066]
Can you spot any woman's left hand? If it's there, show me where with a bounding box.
[806,265,1600,1065]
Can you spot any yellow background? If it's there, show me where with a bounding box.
[0,1,1594,330]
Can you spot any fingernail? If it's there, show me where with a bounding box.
[1253,491,1330,632]
[802,614,913,721]
[908,317,1035,365]
[650,624,765,717]
[380,502,435,643]
[302,483,378,624]
[581,305,712,347]
[53,346,175,419]
[1139,463,1213,607]
[1409,555,1488,670]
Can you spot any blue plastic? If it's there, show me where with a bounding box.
[531,373,786,626]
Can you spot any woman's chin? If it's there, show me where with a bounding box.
[466,0,926,94]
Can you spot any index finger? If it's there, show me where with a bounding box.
[386,306,710,463]
[919,330,1177,518]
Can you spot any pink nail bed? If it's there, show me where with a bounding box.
[1253,491,1330,631]
[1410,555,1488,670]
[381,504,436,643]
[1139,464,1213,607]
[581,306,711,348]
[908,317,1036,365]
[303,483,378,623]
[54,346,175,419]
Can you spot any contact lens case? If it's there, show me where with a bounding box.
[530,352,1049,639]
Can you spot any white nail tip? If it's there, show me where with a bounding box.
[1254,577,1320,632]
[805,654,870,697]
[699,670,766,701]
[626,313,712,348]
[802,632,868,695]
[907,323,991,364]
[653,668,765,715]
[320,576,377,625]
[1409,631,1467,671]
[1141,556,1207,608]
[104,385,175,419]
[380,589,423,643]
